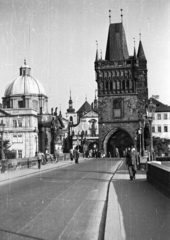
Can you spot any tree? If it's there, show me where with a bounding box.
[153,137,170,156]
[0,139,16,159]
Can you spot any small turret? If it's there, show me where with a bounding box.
[67,90,75,113]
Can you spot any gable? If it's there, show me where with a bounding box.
[84,110,98,118]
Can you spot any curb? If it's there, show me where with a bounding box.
[0,158,88,184]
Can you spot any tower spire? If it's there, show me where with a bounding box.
[121,9,123,23]
[109,10,111,24]
[133,38,137,59]
[100,49,102,60]
[95,40,99,61]
[139,30,141,41]
[67,89,75,113]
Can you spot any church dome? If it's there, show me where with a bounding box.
[4,60,46,97]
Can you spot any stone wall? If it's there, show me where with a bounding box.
[147,162,170,198]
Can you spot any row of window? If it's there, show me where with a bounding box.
[154,113,168,120]
[152,125,168,133]
[12,149,22,158]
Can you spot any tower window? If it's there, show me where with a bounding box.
[113,81,116,90]
[117,81,120,90]
[106,81,109,90]
[113,99,123,118]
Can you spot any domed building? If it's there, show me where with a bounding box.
[0,60,64,158]
[3,59,48,113]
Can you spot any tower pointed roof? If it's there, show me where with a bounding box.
[134,46,137,59]
[137,40,146,60]
[95,48,99,62]
[105,22,129,61]
[67,90,75,113]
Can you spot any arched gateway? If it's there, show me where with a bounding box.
[103,128,133,157]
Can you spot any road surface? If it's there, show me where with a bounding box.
[0,158,122,240]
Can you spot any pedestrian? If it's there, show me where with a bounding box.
[70,149,73,163]
[37,151,42,169]
[125,148,134,180]
[54,150,58,163]
[73,147,79,164]
[131,145,137,179]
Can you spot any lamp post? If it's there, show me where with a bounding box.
[146,99,156,161]
[0,120,6,172]
[35,127,38,156]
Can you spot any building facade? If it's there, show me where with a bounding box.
[0,60,64,158]
[65,94,99,154]
[151,98,170,140]
[95,21,148,157]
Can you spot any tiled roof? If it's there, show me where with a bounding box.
[151,98,170,112]
[77,101,91,114]
[105,23,129,61]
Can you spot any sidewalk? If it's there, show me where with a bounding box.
[105,161,170,240]
[0,157,85,185]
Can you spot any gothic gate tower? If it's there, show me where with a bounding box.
[95,18,148,157]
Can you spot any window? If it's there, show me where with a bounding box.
[113,81,116,90]
[32,100,38,111]
[18,134,23,142]
[113,99,122,118]
[117,81,120,90]
[18,150,22,158]
[18,119,22,127]
[12,135,18,143]
[13,120,17,128]
[18,101,24,108]
[158,126,161,132]
[13,119,23,127]
[70,116,73,122]
[164,126,168,132]
[152,126,155,132]
[157,114,161,120]
[164,113,168,120]
[12,134,23,143]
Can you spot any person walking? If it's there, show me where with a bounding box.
[131,145,137,179]
[54,150,58,163]
[37,151,42,169]
[70,148,74,163]
[73,147,79,164]
[126,148,134,180]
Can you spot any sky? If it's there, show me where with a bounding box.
[0,0,170,115]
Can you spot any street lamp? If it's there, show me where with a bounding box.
[0,120,6,172]
[34,127,38,156]
[146,99,156,161]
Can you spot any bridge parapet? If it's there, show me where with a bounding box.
[147,162,170,199]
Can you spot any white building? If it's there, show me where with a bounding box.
[1,60,49,158]
[151,98,170,140]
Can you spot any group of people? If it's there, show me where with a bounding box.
[37,151,58,169]
[125,145,138,180]
[69,148,79,164]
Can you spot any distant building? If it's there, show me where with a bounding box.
[151,98,170,140]
[65,93,99,154]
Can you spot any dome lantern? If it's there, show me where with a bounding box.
[19,59,31,76]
